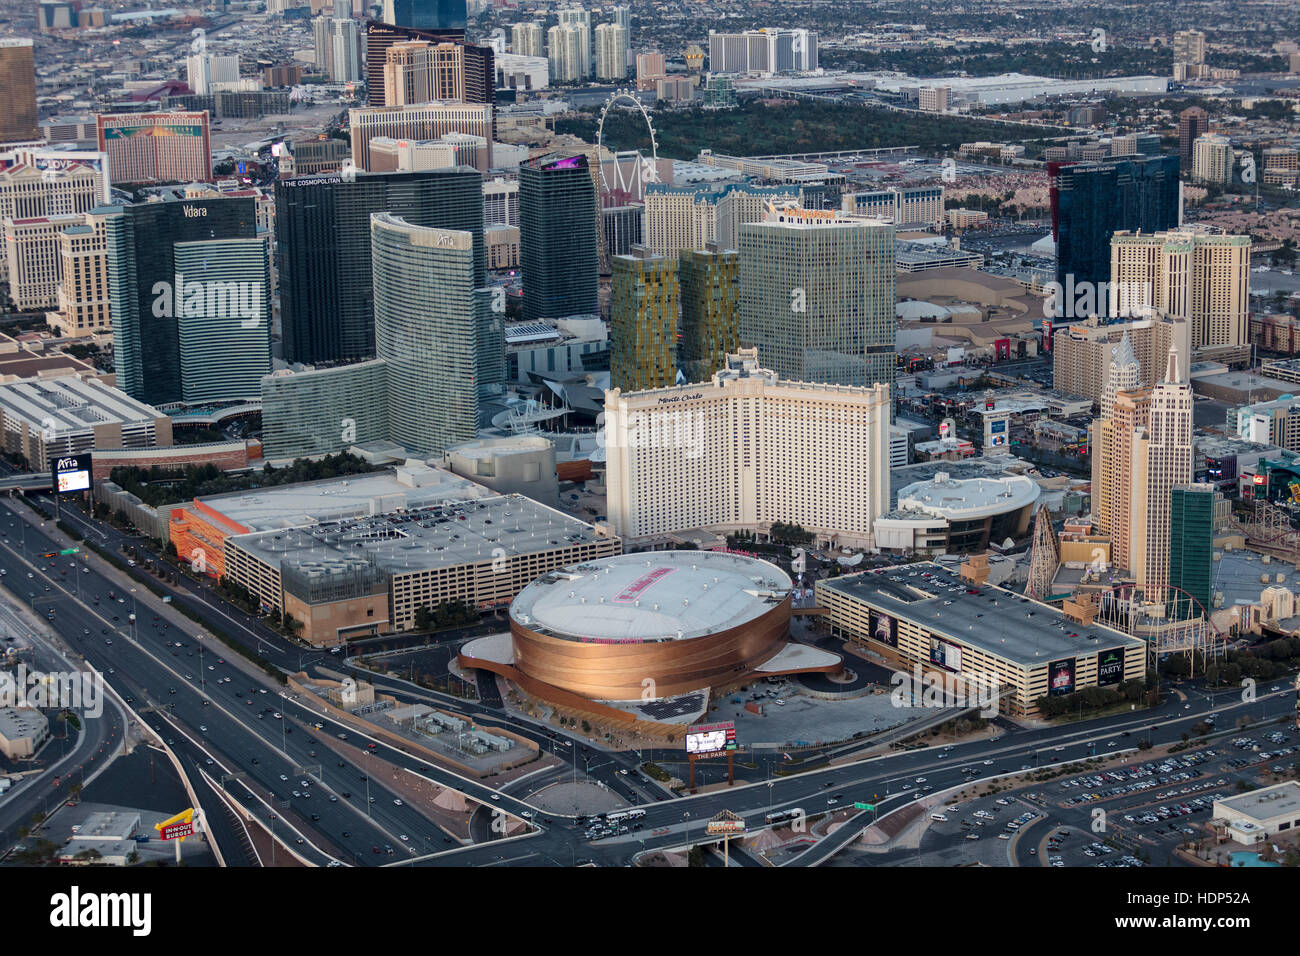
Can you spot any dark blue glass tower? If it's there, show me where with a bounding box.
[385,0,466,30]
[1055,154,1180,290]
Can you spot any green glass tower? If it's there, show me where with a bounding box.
[610,246,679,393]
[678,243,739,384]
[1169,484,1215,616]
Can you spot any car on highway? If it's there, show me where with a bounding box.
[393,799,403,806]
[983,760,994,765]
[280,774,288,781]
[399,834,409,842]
[490,794,500,801]
[199,726,207,733]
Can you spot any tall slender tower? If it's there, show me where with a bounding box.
[0,39,39,145]
[1091,332,1141,545]
[371,212,496,455]
[1131,346,1194,601]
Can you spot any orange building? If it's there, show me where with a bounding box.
[168,499,251,578]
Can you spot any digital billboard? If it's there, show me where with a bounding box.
[49,453,92,495]
[1096,648,1124,686]
[869,608,898,647]
[685,721,736,756]
[1048,658,1075,696]
[929,637,962,672]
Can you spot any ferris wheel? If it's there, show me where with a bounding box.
[595,89,660,199]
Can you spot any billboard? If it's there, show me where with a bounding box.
[1048,658,1075,696]
[869,608,898,647]
[49,453,92,495]
[686,721,736,756]
[929,637,962,672]
[1096,648,1124,686]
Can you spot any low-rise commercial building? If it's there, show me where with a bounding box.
[1212,781,1300,844]
[816,561,1147,717]
[0,706,49,759]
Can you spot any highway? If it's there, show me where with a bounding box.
[3,494,1296,867]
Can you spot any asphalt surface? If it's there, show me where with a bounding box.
[2,494,1296,867]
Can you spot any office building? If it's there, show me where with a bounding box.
[512,21,543,57]
[1192,134,1234,185]
[1052,313,1190,406]
[1132,348,1193,599]
[96,112,213,186]
[519,152,598,322]
[365,24,493,109]
[101,196,258,406]
[738,206,896,405]
[48,216,109,338]
[678,243,739,383]
[817,562,1146,718]
[275,167,486,364]
[1179,107,1208,168]
[610,245,678,392]
[707,28,817,76]
[594,23,628,81]
[349,102,492,171]
[605,348,890,546]
[1053,154,1180,289]
[372,213,497,455]
[383,0,467,31]
[1169,483,1215,614]
[1110,228,1251,349]
[173,236,271,403]
[0,39,39,145]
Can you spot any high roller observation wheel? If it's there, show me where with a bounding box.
[596,89,659,195]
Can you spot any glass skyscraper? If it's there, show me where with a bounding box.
[174,236,272,403]
[738,212,896,411]
[610,247,679,392]
[103,197,258,406]
[275,167,486,364]
[1054,154,1181,290]
[372,212,498,456]
[383,0,466,31]
[1169,484,1215,616]
[519,152,599,323]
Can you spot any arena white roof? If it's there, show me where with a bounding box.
[895,472,1040,521]
[511,550,791,644]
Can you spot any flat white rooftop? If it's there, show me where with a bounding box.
[895,472,1040,520]
[511,550,791,644]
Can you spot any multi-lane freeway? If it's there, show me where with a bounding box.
[2,494,1295,867]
